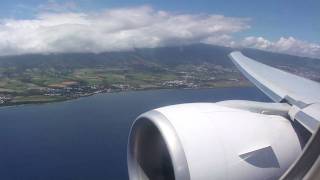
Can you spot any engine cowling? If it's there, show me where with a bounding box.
[127,103,302,180]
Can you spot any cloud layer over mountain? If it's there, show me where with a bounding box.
[0,5,319,59]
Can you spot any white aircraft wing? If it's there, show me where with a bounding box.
[229,51,320,133]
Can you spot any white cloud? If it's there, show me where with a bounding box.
[0,5,319,59]
[0,6,249,56]
[241,36,320,59]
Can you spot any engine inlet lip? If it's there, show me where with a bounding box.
[127,110,190,180]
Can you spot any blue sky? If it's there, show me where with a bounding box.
[1,0,319,43]
[0,0,319,58]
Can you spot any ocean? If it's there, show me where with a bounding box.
[0,87,270,180]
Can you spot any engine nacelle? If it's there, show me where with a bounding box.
[128,103,302,180]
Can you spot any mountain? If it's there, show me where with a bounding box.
[0,44,234,70]
[0,43,319,70]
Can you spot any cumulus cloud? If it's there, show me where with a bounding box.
[0,6,250,56]
[241,36,320,59]
[0,5,319,59]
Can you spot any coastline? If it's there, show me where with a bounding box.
[0,84,252,108]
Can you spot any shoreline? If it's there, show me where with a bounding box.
[0,84,252,108]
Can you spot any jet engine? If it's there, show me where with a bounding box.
[127,101,303,180]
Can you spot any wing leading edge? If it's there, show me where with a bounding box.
[229,51,320,133]
[229,51,320,106]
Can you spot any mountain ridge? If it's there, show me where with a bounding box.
[0,43,319,69]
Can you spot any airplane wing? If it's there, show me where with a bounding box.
[229,51,320,133]
[229,51,320,106]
